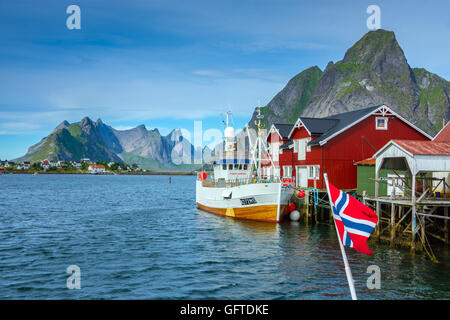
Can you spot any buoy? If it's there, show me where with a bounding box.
[199,172,207,180]
[287,203,296,213]
[290,210,300,221]
[296,190,305,198]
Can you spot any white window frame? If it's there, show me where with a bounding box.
[306,137,311,152]
[297,139,306,160]
[274,166,280,178]
[271,142,279,162]
[376,117,388,130]
[308,165,320,180]
[283,166,292,178]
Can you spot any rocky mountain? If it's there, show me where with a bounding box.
[250,29,449,135]
[15,117,199,171]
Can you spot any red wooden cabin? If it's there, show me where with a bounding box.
[264,105,432,190]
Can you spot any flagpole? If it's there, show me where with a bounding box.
[323,173,358,300]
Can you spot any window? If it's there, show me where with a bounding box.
[272,143,279,162]
[376,117,388,130]
[298,139,306,160]
[283,166,292,177]
[306,137,311,152]
[234,164,239,170]
[222,164,227,170]
[293,140,298,153]
[308,165,320,180]
[243,164,248,170]
[228,164,233,170]
[274,167,280,178]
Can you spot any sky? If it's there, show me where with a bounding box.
[0,0,449,160]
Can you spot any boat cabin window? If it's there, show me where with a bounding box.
[228,164,233,170]
[243,164,248,170]
[234,164,239,170]
[222,164,227,170]
[239,164,242,170]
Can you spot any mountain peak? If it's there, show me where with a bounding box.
[342,29,402,66]
[250,28,448,135]
[81,116,94,125]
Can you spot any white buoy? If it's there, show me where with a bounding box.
[290,210,300,221]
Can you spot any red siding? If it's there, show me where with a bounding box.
[322,115,429,190]
[263,112,430,190]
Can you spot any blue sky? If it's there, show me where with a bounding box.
[0,0,449,160]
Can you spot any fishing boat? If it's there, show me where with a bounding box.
[196,109,295,222]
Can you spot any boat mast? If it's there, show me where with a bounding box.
[255,106,264,181]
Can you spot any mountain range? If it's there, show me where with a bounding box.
[249,29,449,135]
[15,29,449,170]
[14,117,204,171]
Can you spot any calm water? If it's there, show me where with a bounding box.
[0,174,449,300]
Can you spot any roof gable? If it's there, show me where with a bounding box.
[375,139,450,157]
[433,122,450,142]
[269,123,294,141]
[307,105,432,146]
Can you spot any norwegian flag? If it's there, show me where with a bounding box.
[328,182,378,256]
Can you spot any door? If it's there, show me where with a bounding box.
[387,174,404,196]
[296,166,308,188]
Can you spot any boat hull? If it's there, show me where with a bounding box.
[196,180,293,223]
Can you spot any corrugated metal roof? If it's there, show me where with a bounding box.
[433,122,450,142]
[392,139,450,156]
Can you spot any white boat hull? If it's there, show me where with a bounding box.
[196,180,294,222]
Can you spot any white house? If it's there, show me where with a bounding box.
[72,161,82,168]
[88,164,106,174]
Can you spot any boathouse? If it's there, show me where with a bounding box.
[265,105,432,190]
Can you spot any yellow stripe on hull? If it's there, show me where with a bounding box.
[197,202,288,223]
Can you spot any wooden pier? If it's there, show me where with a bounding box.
[292,175,450,262]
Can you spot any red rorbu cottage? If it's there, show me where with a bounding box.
[264,105,432,191]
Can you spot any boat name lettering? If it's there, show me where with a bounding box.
[240,197,257,205]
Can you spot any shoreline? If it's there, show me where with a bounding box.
[0,170,196,176]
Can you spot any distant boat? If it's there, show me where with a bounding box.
[33,172,38,176]
[196,109,295,223]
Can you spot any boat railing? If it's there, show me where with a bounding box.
[201,175,283,188]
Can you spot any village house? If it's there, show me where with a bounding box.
[263,105,432,190]
[41,160,50,170]
[4,161,16,168]
[16,161,31,170]
[71,161,82,168]
[81,158,91,164]
[88,164,106,174]
[57,161,68,169]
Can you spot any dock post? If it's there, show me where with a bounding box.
[411,175,417,252]
[390,203,395,244]
[445,206,448,246]
[306,189,310,223]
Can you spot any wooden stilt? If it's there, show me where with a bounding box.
[445,206,448,246]
[411,174,417,251]
[390,203,396,244]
